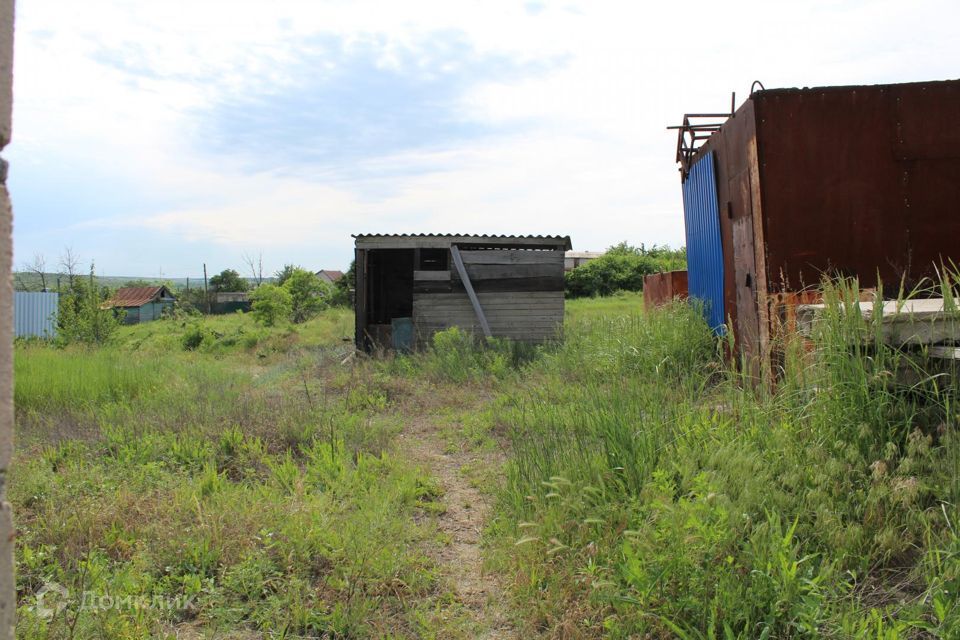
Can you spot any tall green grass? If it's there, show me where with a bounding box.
[11,308,465,638]
[494,284,960,638]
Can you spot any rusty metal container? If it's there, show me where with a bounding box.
[643,271,689,311]
[675,79,960,364]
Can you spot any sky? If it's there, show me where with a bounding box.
[7,0,960,278]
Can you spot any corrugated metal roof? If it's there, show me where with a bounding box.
[105,285,175,308]
[353,233,572,250]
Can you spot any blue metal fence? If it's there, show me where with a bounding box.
[682,152,725,333]
[14,291,58,338]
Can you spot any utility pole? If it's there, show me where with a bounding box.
[203,263,210,314]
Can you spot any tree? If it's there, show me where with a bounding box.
[283,268,331,323]
[330,260,354,307]
[59,246,80,291]
[21,252,48,291]
[209,268,249,292]
[274,264,299,287]
[242,252,265,287]
[250,284,292,326]
[57,263,121,345]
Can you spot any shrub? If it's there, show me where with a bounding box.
[181,324,210,351]
[250,284,292,326]
[56,272,122,345]
[283,269,332,324]
[329,261,354,307]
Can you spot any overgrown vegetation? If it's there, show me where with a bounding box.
[565,241,686,298]
[55,269,122,346]
[491,281,960,638]
[13,280,960,638]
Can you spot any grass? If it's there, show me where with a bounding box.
[12,310,462,638]
[12,285,960,638]
[490,284,960,638]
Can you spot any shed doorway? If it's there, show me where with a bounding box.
[366,249,414,348]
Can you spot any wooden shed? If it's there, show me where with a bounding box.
[354,234,572,351]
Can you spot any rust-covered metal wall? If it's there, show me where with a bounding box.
[754,81,960,293]
[643,270,688,311]
[679,79,960,363]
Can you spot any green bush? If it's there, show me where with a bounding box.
[329,261,354,307]
[283,268,332,323]
[56,273,122,346]
[181,324,210,351]
[250,284,292,327]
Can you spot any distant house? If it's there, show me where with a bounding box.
[104,286,176,324]
[564,251,604,272]
[316,270,345,286]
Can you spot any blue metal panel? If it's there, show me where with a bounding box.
[392,317,414,353]
[14,292,58,338]
[682,152,725,333]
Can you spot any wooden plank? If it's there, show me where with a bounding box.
[415,308,561,316]
[354,249,366,351]
[416,308,563,320]
[413,298,564,309]
[414,270,451,281]
[796,298,960,346]
[419,321,563,331]
[459,250,565,265]
[415,291,562,301]
[450,244,492,339]
[453,263,561,281]
[439,276,564,293]
[413,281,453,294]
[418,323,560,333]
[929,346,960,360]
[418,312,563,323]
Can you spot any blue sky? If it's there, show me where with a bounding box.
[8,0,960,278]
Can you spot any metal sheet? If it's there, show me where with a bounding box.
[682,152,725,333]
[14,292,58,338]
[754,80,960,294]
[643,271,688,311]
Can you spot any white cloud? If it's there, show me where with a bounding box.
[10,0,960,274]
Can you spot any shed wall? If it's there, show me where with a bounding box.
[412,249,564,344]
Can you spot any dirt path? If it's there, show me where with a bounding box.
[400,416,517,639]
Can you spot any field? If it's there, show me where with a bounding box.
[11,290,960,639]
